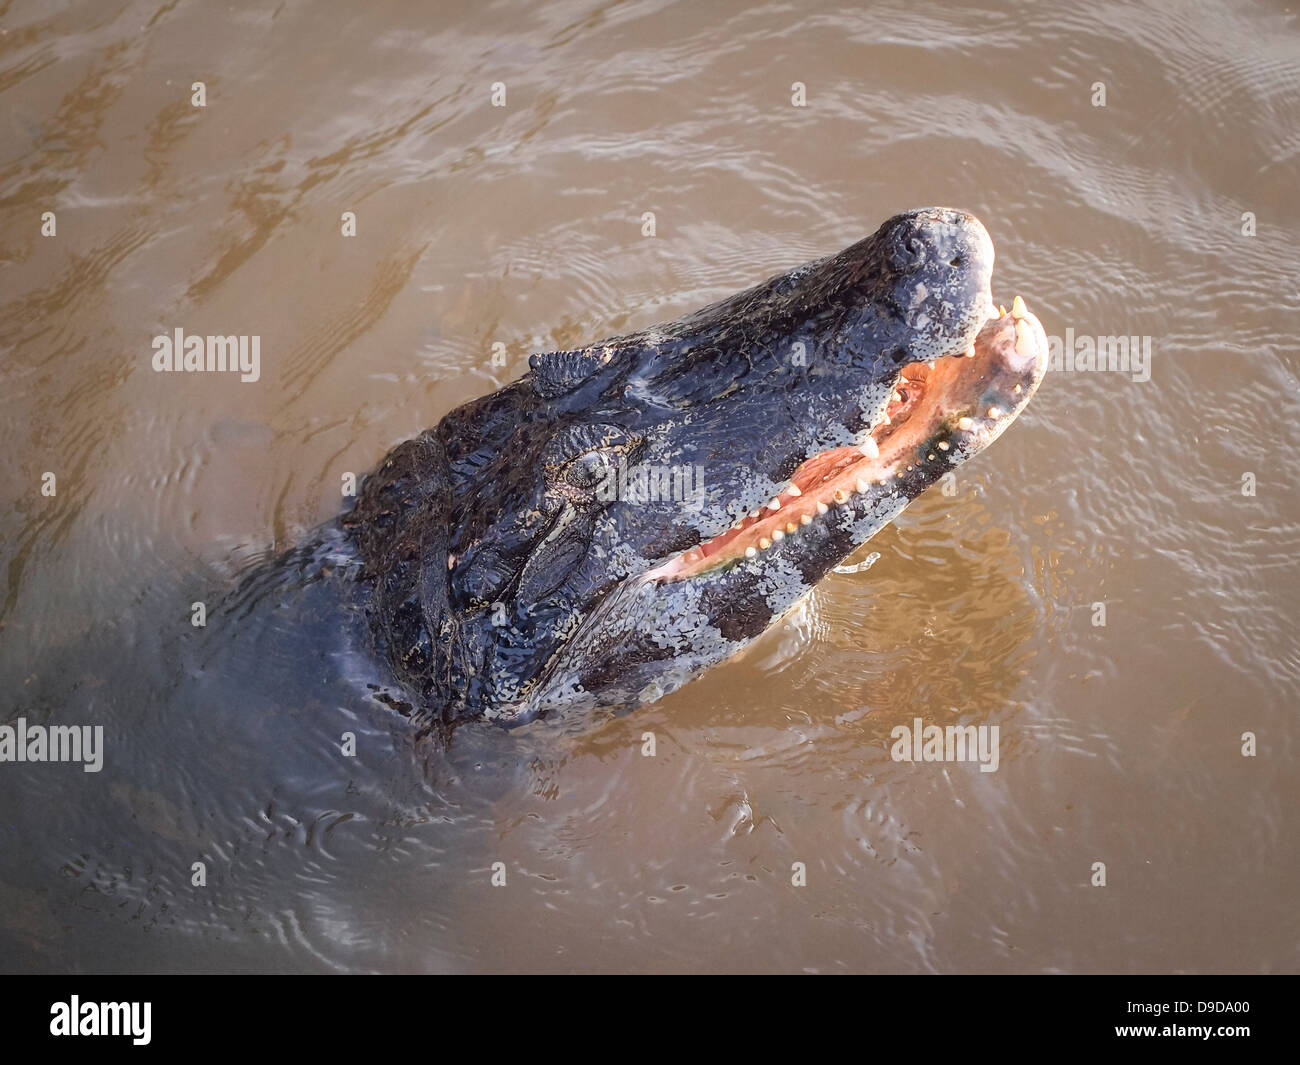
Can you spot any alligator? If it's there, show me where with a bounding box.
[342,207,1048,733]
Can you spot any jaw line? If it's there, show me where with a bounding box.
[643,298,1041,584]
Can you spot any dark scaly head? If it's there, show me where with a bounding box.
[351,209,1045,728]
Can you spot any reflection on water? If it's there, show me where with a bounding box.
[1,0,1296,973]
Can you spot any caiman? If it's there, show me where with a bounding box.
[341,207,1048,733]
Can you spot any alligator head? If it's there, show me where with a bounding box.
[344,208,1048,731]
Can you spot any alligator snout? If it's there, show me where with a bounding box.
[887,207,994,276]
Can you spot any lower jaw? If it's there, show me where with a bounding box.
[645,360,1040,583]
[645,382,967,583]
[644,304,1044,583]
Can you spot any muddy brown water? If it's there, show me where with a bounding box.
[1,0,1297,973]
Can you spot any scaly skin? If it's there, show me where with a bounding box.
[342,209,1048,732]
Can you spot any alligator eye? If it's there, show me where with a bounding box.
[566,452,606,488]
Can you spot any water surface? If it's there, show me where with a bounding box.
[1,0,1297,973]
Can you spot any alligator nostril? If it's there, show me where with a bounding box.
[949,255,964,267]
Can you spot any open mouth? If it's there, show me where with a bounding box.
[644,296,1048,583]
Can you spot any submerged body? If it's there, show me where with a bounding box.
[344,209,1048,731]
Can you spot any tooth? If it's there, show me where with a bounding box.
[1014,317,1033,352]
[998,304,1008,317]
[1013,383,1022,394]
[927,453,935,461]
[816,501,829,515]
[767,497,781,511]
[938,441,949,451]
[759,537,772,549]
[988,406,1002,419]
[732,520,744,529]
[855,476,870,492]
[880,413,891,426]
[1011,295,1027,319]
[745,546,757,558]
[749,509,760,519]
[799,513,812,526]
[958,416,973,431]
[447,554,456,570]
[892,391,903,403]
[785,521,798,533]
[833,489,848,504]
[772,530,784,542]
[859,438,879,459]
[964,344,976,358]
[786,485,802,497]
